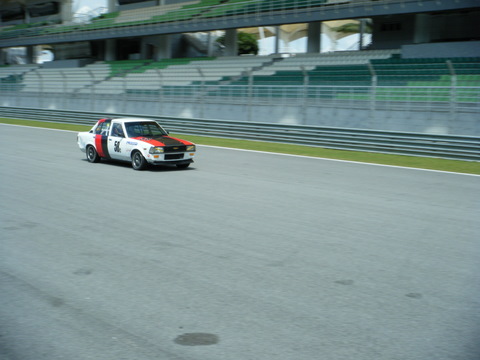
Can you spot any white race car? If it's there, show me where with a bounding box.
[77,117,196,170]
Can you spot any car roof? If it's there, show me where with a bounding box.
[112,117,158,123]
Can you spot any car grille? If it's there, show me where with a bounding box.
[165,154,185,160]
[164,145,186,153]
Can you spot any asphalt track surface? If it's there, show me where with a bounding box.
[1,124,479,360]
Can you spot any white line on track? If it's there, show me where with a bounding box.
[2,123,479,177]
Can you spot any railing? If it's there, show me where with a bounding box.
[2,82,478,116]
[0,0,461,42]
[1,106,479,161]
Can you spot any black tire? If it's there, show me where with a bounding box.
[176,163,190,169]
[132,151,147,170]
[86,145,100,163]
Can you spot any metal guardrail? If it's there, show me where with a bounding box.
[0,106,479,161]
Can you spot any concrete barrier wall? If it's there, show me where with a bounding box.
[2,92,478,136]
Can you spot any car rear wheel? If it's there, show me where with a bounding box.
[132,151,147,170]
[86,145,100,163]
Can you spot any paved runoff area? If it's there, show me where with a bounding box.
[1,124,479,360]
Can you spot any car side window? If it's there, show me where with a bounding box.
[111,123,125,138]
[94,122,110,136]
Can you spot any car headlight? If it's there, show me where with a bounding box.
[149,146,164,154]
[186,145,196,152]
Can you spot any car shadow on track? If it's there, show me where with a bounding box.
[80,159,196,172]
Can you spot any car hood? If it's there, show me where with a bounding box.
[131,136,193,147]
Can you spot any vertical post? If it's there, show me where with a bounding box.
[301,66,309,125]
[307,22,321,54]
[207,31,215,57]
[60,71,67,109]
[88,70,95,111]
[105,39,116,62]
[368,61,377,128]
[224,29,238,57]
[122,75,127,113]
[247,69,253,122]
[274,26,280,54]
[197,67,205,118]
[108,0,116,12]
[155,68,163,114]
[359,19,366,50]
[36,72,43,108]
[446,60,457,123]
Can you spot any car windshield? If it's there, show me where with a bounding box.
[125,122,168,138]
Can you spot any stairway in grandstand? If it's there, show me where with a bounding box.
[0,64,39,91]
[76,56,277,95]
[18,62,110,93]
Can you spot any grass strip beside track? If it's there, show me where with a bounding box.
[1,117,479,175]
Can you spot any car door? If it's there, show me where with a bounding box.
[93,118,112,159]
[108,122,129,161]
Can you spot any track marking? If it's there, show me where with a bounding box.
[1,123,478,176]
[200,144,480,177]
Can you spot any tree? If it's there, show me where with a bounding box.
[216,31,259,55]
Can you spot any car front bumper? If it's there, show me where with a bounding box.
[149,159,194,166]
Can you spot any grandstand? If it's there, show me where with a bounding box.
[0,0,479,135]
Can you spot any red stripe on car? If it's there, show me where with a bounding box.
[95,135,105,157]
[165,136,193,145]
[132,137,165,147]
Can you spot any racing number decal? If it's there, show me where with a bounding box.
[114,141,121,153]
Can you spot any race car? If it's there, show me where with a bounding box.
[77,117,196,170]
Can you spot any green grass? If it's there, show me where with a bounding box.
[1,117,478,175]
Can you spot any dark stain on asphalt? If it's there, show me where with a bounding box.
[3,221,38,231]
[335,279,354,285]
[405,292,423,299]
[73,268,93,276]
[49,297,64,307]
[174,333,219,346]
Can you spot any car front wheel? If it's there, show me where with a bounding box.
[86,145,100,163]
[132,151,147,170]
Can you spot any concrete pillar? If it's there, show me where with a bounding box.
[359,19,365,50]
[224,28,237,56]
[26,46,35,64]
[140,38,148,59]
[152,35,171,60]
[274,26,280,54]
[108,0,117,12]
[0,49,6,65]
[414,14,431,44]
[61,0,73,24]
[24,5,31,24]
[307,22,321,53]
[207,32,215,57]
[105,39,116,61]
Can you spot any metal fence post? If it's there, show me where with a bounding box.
[155,68,163,115]
[247,69,253,122]
[60,71,67,109]
[301,65,309,125]
[446,60,457,122]
[36,71,43,108]
[88,70,95,111]
[197,67,205,118]
[122,75,127,113]
[368,61,377,127]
